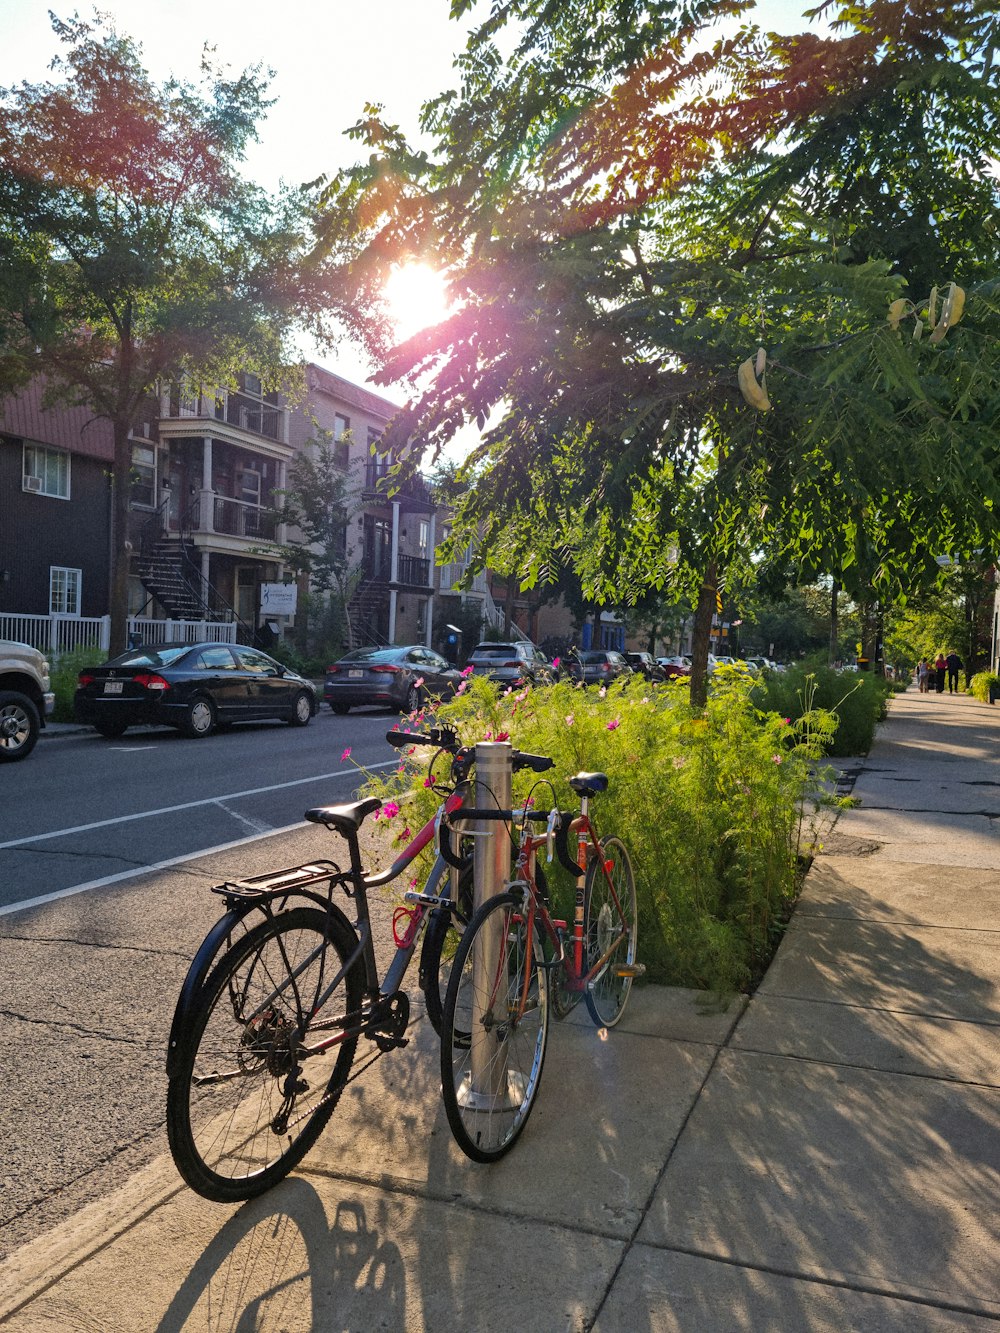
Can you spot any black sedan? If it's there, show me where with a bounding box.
[324,645,461,714]
[74,642,317,739]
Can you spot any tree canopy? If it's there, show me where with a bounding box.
[313,0,1000,695]
[0,13,321,650]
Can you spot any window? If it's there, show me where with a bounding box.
[418,519,430,556]
[196,646,237,671]
[49,567,81,616]
[131,444,157,508]
[333,414,350,469]
[415,598,428,637]
[24,444,70,499]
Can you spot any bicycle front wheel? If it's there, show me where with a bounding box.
[440,892,549,1163]
[584,835,637,1028]
[167,906,361,1202]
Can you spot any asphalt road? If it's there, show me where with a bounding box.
[0,706,409,913]
[0,708,413,1259]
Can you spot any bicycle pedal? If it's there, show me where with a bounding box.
[615,963,646,978]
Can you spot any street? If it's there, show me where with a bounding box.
[0,710,409,1259]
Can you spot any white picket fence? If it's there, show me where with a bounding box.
[0,613,237,659]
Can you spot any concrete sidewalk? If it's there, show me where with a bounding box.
[2,688,998,1330]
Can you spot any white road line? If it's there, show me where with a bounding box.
[215,800,273,836]
[0,821,306,918]
[0,760,397,850]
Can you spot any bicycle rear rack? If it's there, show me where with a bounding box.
[210,860,346,901]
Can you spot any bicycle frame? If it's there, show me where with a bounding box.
[513,805,630,1001]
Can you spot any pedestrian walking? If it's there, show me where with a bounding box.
[946,650,963,694]
[917,659,930,693]
[934,652,947,693]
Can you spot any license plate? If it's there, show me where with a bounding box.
[348,670,364,678]
[103,681,124,694]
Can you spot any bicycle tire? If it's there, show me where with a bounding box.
[440,891,549,1162]
[167,906,361,1202]
[420,862,473,1036]
[583,835,637,1028]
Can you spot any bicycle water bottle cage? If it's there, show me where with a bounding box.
[304,797,382,836]
[568,772,608,798]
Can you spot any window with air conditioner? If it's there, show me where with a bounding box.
[23,444,70,499]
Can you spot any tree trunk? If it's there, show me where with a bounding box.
[829,579,839,666]
[109,419,133,657]
[689,560,717,708]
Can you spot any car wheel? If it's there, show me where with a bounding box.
[179,696,215,739]
[402,683,421,714]
[95,720,129,739]
[329,702,350,715]
[0,691,39,763]
[289,690,313,727]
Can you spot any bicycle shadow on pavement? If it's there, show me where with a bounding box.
[157,1178,405,1333]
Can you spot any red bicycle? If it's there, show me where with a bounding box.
[439,771,641,1162]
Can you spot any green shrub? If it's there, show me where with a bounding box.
[970,671,1000,703]
[353,670,838,995]
[751,664,889,755]
[50,647,106,721]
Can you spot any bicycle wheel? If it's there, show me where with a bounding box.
[167,906,361,1202]
[420,862,473,1036]
[440,891,549,1162]
[584,835,637,1028]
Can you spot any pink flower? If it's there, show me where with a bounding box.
[484,730,493,740]
[383,801,401,818]
[771,755,782,765]
[400,826,411,841]
[461,665,475,677]
[599,685,607,699]
[456,681,468,695]
[340,747,351,762]
[565,713,575,726]
[552,656,561,669]
[495,730,510,742]
[607,717,620,732]
[414,676,425,688]
[780,717,791,726]
[423,776,435,787]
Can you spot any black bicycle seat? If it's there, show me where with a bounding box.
[304,797,382,836]
[567,772,608,797]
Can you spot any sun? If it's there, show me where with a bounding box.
[383,262,452,338]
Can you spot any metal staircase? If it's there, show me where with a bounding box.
[136,507,256,643]
[347,576,391,648]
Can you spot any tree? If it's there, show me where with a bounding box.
[263,428,363,653]
[0,14,317,652]
[314,0,1000,701]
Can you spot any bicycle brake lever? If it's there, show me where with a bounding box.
[546,808,560,862]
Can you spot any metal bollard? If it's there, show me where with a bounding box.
[466,741,513,1106]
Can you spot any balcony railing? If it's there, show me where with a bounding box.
[216,391,283,441]
[213,496,277,540]
[363,460,431,503]
[397,553,431,586]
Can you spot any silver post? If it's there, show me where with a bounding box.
[468,741,512,1103]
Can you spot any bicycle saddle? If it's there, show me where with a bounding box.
[568,772,608,797]
[304,797,382,835]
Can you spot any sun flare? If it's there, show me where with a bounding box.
[383,262,452,338]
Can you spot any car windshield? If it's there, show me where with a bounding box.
[106,645,193,668]
[579,652,608,664]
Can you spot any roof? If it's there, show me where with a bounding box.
[0,380,114,461]
[305,363,403,423]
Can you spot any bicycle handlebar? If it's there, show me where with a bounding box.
[385,726,459,750]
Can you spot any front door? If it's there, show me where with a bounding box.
[235,567,257,627]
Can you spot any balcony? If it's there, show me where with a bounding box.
[212,496,277,540]
[363,460,431,505]
[216,391,283,442]
[397,553,431,587]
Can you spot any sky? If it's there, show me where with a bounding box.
[0,0,824,407]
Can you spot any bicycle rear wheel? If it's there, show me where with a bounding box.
[440,891,549,1162]
[167,906,361,1202]
[583,835,637,1028]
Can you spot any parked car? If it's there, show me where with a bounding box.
[0,639,55,762]
[465,641,554,686]
[657,655,691,680]
[74,642,317,739]
[324,645,461,714]
[625,651,666,682]
[565,649,632,686]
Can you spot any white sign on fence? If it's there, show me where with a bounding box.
[260,583,297,615]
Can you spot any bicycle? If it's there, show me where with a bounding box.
[165,725,554,1202]
[439,770,641,1162]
